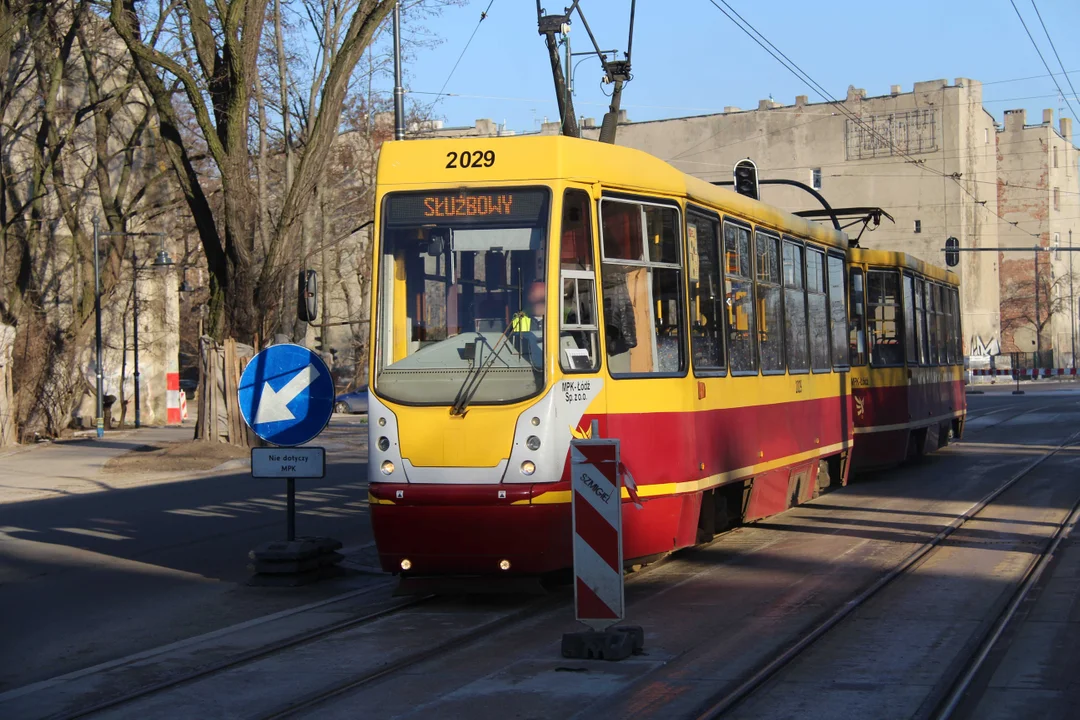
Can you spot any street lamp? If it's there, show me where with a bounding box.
[92,217,172,437]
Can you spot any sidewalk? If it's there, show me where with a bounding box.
[0,423,249,505]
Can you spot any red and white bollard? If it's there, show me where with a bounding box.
[561,425,644,661]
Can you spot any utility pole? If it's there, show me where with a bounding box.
[132,249,141,428]
[92,217,104,438]
[1035,250,1041,365]
[1071,229,1076,368]
[537,4,578,138]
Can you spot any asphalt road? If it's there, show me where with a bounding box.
[6,389,1080,719]
[0,414,376,691]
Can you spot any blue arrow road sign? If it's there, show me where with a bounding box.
[238,344,335,447]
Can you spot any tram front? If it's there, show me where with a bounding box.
[366,151,601,576]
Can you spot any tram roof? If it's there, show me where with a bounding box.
[848,247,960,285]
[377,135,849,250]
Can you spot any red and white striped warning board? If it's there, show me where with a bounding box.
[971,368,1079,378]
[570,438,624,631]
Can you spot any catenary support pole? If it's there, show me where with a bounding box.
[1035,250,1041,366]
[1071,229,1075,368]
[93,217,104,438]
[132,249,141,429]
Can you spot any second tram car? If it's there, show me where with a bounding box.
[845,249,966,471]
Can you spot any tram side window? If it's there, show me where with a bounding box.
[914,277,929,365]
[903,274,918,365]
[936,285,949,365]
[849,269,867,366]
[600,199,685,375]
[827,254,848,367]
[755,230,784,372]
[782,239,809,372]
[806,247,830,371]
[951,287,963,364]
[944,286,956,364]
[559,189,600,372]
[925,281,939,366]
[724,221,757,372]
[688,212,725,371]
[867,270,903,367]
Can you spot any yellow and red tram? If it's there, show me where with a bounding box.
[363,134,963,578]
[845,249,966,471]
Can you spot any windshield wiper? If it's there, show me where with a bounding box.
[449,315,522,416]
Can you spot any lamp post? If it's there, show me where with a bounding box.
[92,218,172,436]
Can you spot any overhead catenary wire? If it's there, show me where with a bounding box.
[700,0,1046,240]
[430,0,497,107]
[1014,0,1080,122]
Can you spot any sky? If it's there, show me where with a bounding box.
[399,0,1080,136]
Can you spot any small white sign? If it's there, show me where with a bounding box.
[251,447,325,478]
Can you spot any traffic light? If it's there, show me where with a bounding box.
[733,159,759,201]
[945,237,959,267]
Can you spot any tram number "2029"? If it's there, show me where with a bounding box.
[446,150,495,168]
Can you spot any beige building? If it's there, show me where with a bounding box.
[579,79,1005,362]
[406,77,1080,368]
[997,109,1078,367]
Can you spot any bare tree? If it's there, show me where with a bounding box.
[1,1,178,438]
[108,0,400,345]
[1000,264,1077,359]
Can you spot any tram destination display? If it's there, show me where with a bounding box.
[384,188,548,227]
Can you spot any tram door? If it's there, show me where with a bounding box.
[557,188,605,425]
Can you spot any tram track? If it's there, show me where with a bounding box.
[53,548,688,720]
[692,423,1080,719]
[931,482,1080,720]
[48,591,433,720]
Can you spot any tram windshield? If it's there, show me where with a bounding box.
[374,188,550,406]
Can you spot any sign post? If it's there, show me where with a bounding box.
[561,424,644,661]
[239,344,339,584]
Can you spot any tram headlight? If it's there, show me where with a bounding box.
[526,435,541,451]
[499,559,511,571]
[381,460,395,475]
[530,417,540,427]
[378,417,386,427]
[520,460,536,476]
[377,436,390,451]
[400,558,412,571]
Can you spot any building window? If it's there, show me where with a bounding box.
[985,128,990,144]
[600,198,685,375]
[811,168,822,190]
[1054,146,1059,168]
[914,219,922,234]
[1054,187,1060,211]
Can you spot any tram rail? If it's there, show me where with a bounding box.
[693,424,1080,719]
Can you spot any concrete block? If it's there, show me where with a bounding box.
[561,625,644,661]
